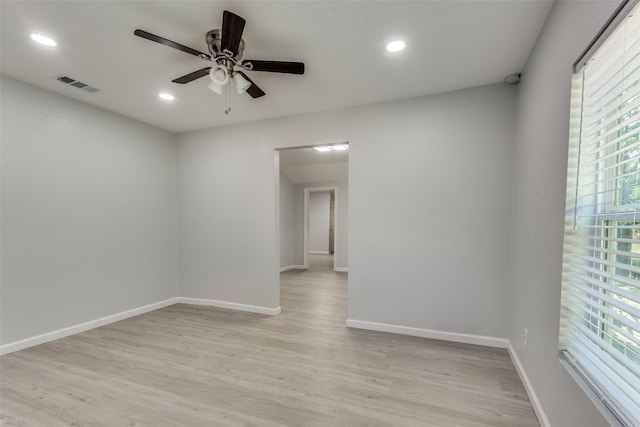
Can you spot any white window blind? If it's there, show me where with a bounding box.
[560,2,640,426]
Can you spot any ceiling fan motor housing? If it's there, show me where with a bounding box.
[206,29,244,60]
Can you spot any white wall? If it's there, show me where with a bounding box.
[177,124,280,309]
[177,83,516,338]
[508,2,620,426]
[279,171,294,269]
[348,85,516,338]
[1,76,178,346]
[308,191,331,253]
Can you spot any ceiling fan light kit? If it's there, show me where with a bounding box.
[134,10,305,114]
[209,65,229,87]
[232,72,252,94]
[207,80,224,95]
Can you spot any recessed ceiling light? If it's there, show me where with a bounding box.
[158,93,175,101]
[30,34,57,47]
[386,40,405,53]
[313,144,349,152]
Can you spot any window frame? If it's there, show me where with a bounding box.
[559,1,640,425]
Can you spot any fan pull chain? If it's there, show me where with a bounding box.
[225,80,231,114]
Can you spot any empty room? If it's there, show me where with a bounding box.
[1,1,639,426]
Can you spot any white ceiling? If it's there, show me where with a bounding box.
[0,1,553,134]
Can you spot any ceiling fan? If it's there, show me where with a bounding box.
[134,10,305,112]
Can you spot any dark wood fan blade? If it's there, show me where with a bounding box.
[221,11,246,57]
[134,29,210,59]
[172,67,212,84]
[242,60,304,75]
[237,71,265,98]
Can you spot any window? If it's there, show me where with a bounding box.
[560,1,640,425]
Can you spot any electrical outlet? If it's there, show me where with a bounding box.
[523,328,529,349]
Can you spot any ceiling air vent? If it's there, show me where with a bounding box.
[55,75,99,93]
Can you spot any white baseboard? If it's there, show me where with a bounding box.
[309,251,330,255]
[0,298,179,356]
[1,296,281,356]
[282,265,346,272]
[507,342,550,427]
[177,297,281,316]
[344,320,546,426]
[279,265,306,272]
[345,319,509,349]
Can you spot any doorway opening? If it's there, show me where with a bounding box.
[276,144,348,274]
[276,144,349,321]
[304,187,338,270]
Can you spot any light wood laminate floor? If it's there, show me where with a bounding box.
[0,255,539,426]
